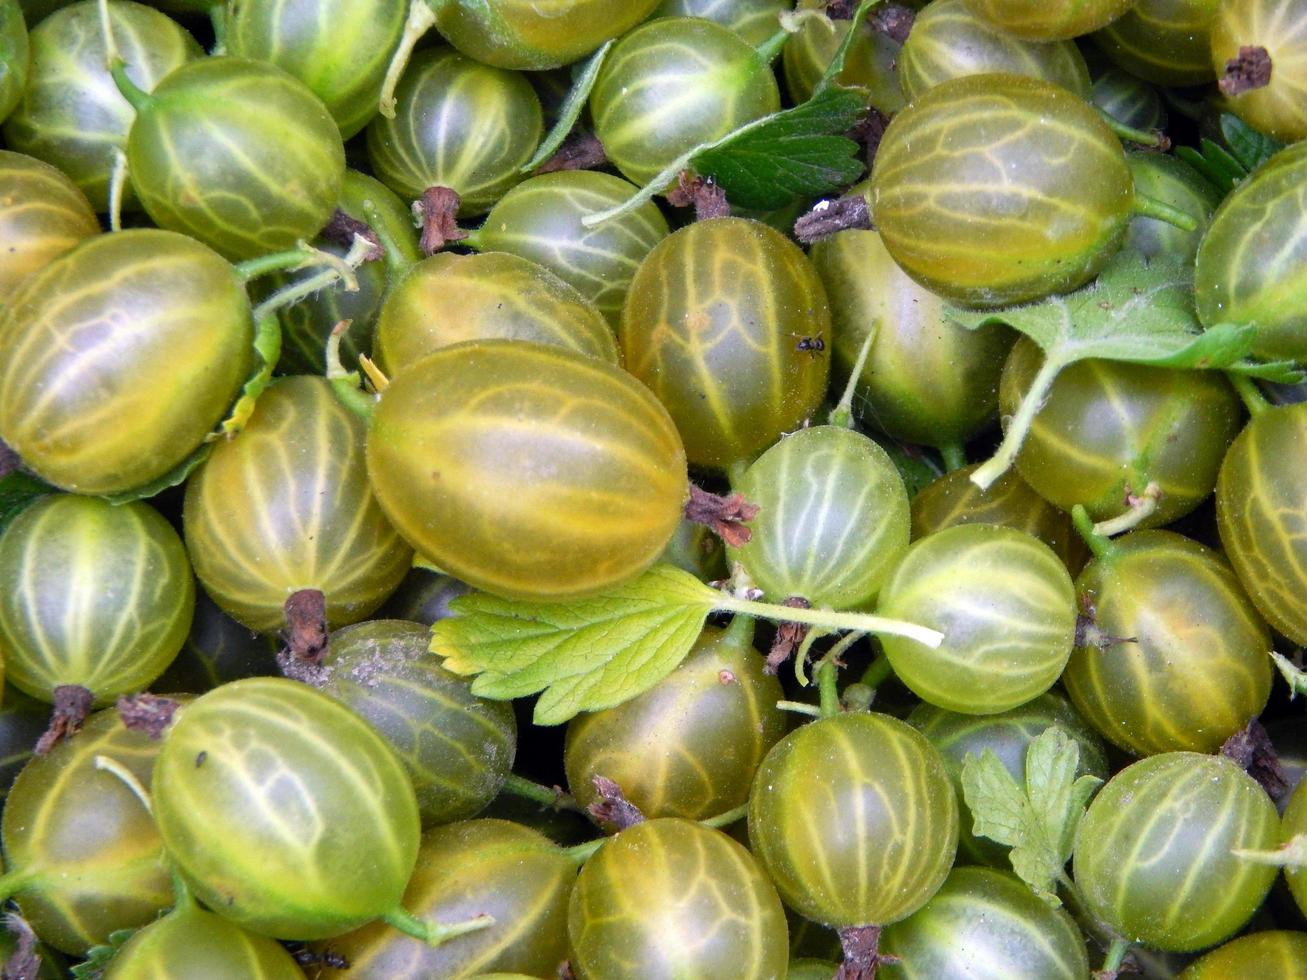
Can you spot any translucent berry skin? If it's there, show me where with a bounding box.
[366,341,688,601]
[1209,0,1307,143]
[621,217,830,471]
[964,0,1137,40]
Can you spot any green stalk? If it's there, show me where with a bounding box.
[970,353,1064,491]
[754,27,790,65]
[860,651,892,689]
[359,199,414,279]
[107,149,128,234]
[209,5,228,55]
[378,1,444,118]
[712,594,944,648]
[233,245,324,284]
[1072,505,1117,561]
[700,802,749,829]
[829,321,878,429]
[0,868,38,905]
[1100,936,1132,977]
[500,774,580,812]
[1099,111,1168,150]
[1091,482,1160,538]
[251,238,371,323]
[1132,192,1199,232]
[325,321,376,421]
[939,442,967,473]
[723,612,756,648]
[776,700,823,718]
[382,906,494,947]
[1227,372,1271,417]
[817,659,840,717]
[563,838,605,865]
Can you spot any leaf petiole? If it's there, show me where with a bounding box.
[970,352,1065,490]
[712,593,943,648]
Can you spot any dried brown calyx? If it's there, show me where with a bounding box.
[587,775,645,832]
[794,194,873,244]
[666,171,731,221]
[684,484,759,548]
[413,186,468,255]
[1219,45,1273,96]
[536,131,608,174]
[34,685,94,755]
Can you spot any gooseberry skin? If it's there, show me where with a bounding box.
[898,0,1092,101]
[782,0,905,114]
[621,217,830,471]
[368,47,541,215]
[748,713,958,928]
[127,57,345,261]
[102,903,305,979]
[963,0,1137,40]
[1210,0,1307,143]
[877,524,1077,715]
[590,18,780,187]
[152,677,421,940]
[226,0,405,139]
[568,819,788,980]
[1217,403,1307,646]
[0,0,26,124]
[1124,150,1219,264]
[313,819,576,979]
[433,0,662,71]
[1178,931,1307,979]
[879,867,1090,979]
[1001,337,1243,528]
[1092,0,1221,86]
[2,1,201,211]
[0,494,193,706]
[0,150,99,304]
[564,624,785,823]
[810,228,1014,450]
[1065,530,1272,757]
[366,341,688,602]
[726,425,910,609]
[183,375,413,634]
[1285,780,1307,917]
[373,251,618,376]
[474,170,670,328]
[1195,140,1307,363]
[1072,753,1280,952]
[871,73,1134,309]
[652,0,791,47]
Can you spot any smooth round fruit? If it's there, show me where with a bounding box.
[314,820,574,978]
[1210,0,1307,143]
[373,251,618,375]
[368,47,541,215]
[2,708,172,955]
[872,73,1133,308]
[565,622,784,823]
[315,620,517,827]
[963,0,1138,39]
[1179,931,1307,979]
[1217,402,1307,645]
[0,150,99,305]
[1002,337,1243,527]
[569,818,788,980]
[366,341,687,601]
[472,170,670,327]
[621,217,829,470]
[590,18,780,186]
[880,867,1090,979]
[0,494,193,705]
[899,0,1092,100]
[909,693,1108,864]
[748,713,958,927]
[104,901,305,979]
[877,524,1076,714]
[0,229,253,495]
[782,0,905,113]
[910,464,1088,573]
[810,228,1014,449]
[127,56,344,261]
[1092,67,1167,130]
[1196,140,1307,362]
[432,0,662,71]
[1125,150,1220,263]
[652,0,790,46]
[1285,779,1307,917]
[1093,0,1221,85]
[3,0,201,210]
[227,0,405,138]
[1064,530,1272,756]
[184,375,413,633]
[727,425,909,608]
[0,0,25,125]
[152,677,420,940]
[1073,752,1280,952]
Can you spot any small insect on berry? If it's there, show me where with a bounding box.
[792,333,826,356]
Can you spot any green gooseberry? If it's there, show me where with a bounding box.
[1179,930,1307,979]
[0,0,28,124]
[963,0,1137,40]
[1210,0,1307,143]
[782,0,905,113]
[0,150,99,306]
[1093,0,1221,86]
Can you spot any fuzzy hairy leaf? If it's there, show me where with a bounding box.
[961,727,1101,906]
[71,927,136,979]
[432,564,720,725]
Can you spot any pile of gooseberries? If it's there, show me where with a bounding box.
[1,0,1307,978]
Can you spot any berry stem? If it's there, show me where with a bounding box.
[382,907,494,948]
[0,870,37,907]
[378,1,442,119]
[1100,936,1132,977]
[250,237,371,323]
[326,321,377,421]
[233,244,327,284]
[970,353,1064,491]
[501,774,581,813]
[107,149,128,234]
[939,442,967,473]
[563,838,606,865]
[1072,505,1117,560]
[1099,111,1170,151]
[830,322,879,429]
[1091,482,1160,538]
[1131,192,1198,232]
[713,595,944,648]
[860,651,892,689]
[817,659,840,717]
[700,802,750,829]
[754,27,791,65]
[1227,372,1271,417]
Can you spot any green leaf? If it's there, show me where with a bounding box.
[1220,112,1284,174]
[0,471,54,533]
[1233,833,1307,869]
[960,727,1102,906]
[813,0,883,95]
[211,312,281,441]
[949,249,1270,489]
[519,40,612,174]
[432,564,719,725]
[692,87,866,210]
[1271,651,1307,699]
[1176,139,1247,195]
[71,927,137,979]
